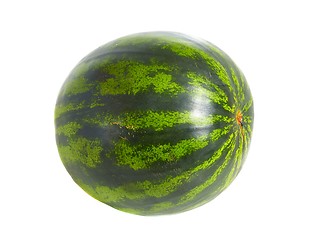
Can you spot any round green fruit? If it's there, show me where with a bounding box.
[55,32,254,215]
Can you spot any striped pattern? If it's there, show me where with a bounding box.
[55,32,254,215]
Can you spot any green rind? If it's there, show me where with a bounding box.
[55,32,254,215]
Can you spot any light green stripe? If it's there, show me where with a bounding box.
[244,129,252,153]
[164,41,234,96]
[97,60,184,96]
[187,72,235,113]
[55,101,85,119]
[200,52,234,95]
[114,135,209,170]
[243,115,252,124]
[62,76,93,96]
[242,116,252,146]
[162,40,199,59]
[242,99,253,113]
[78,179,141,203]
[84,110,231,131]
[84,110,191,130]
[230,68,240,104]
[222,129,244,191]
[56,122,82,137]
[221,164,236,194]
[210,125,233,142]
[245,123,252,136]
[211,115,234,124]
[145,201,174,214]
[58,137,103,168]
[117,111,192,131]
[215,135,241,196]
[89,98,105,108]
[112,123,232,170]
[240,70,246,95]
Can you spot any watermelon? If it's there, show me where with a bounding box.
[55,32,254,215]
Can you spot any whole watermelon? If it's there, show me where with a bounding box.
[55,32,254,215]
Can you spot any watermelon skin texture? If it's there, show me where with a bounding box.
[55,32,254,215]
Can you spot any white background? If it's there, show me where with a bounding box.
[1,0,316,239]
